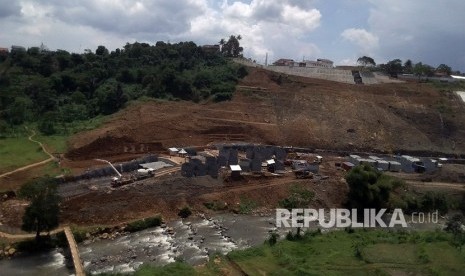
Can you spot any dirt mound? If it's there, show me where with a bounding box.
[66,135,164,161]
[65,67,465,163]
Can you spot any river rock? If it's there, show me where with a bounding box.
[102,233,109,239]
[8,248,16,256]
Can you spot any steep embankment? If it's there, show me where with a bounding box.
[66,68,465,161]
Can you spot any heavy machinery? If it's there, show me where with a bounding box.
[95,159,135,187]
[135,168,155,180]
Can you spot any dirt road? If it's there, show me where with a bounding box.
[0,128,56,179]
[406,180,465,191]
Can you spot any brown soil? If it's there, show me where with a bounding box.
[59,156,349,226]
[2,68,465,229]
[66,68,465,165]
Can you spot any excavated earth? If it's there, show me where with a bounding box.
[67,68,465,167]
[3,67,465,228]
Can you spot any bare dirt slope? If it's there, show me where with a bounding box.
[66,68,465,163]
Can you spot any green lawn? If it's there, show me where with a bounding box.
[0,116,108,174]
[227,230,465,276]
[0,137,48,173]
[35,135,68,154]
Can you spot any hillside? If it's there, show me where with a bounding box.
[66,67,465,163]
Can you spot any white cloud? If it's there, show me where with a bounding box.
[282,5,321,32]
[187,0,323,62]
[341,28,378,54]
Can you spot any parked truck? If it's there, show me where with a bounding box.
[95,159,136,187]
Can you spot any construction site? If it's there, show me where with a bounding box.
[1,64,464,223]
[1,64,465,275]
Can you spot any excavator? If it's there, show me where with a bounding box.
[95,159,155,187]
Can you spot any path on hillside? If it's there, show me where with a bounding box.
[0,227,63,240]
[0,127,56,179]
[406,180,465,191]
[200,116,277,126]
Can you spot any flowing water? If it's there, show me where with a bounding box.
[0,212,445,275]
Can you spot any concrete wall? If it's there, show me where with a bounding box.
[232,58,379,85]
[267,65,356,84]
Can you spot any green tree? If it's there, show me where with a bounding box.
[97,82,128,115]
[95,45,109,56]
[357,56,376,67]
[460,193,465,215]
[346,165,394,210]
[403,59,413,74]
[413,62,434,80]
[445,214,465,251]
[279,184,314,237]
[38,119,56,135]
[5,97,33,125]
[20,176,60,241]
[436,64,452,75]
[220,35,243,57]
[384,59,403,77]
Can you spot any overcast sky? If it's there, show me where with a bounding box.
[1,0,464,71]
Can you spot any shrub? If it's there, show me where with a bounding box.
[213,92,233,102]
[267,232,279,246]
[126,216,162,232]
[178,207,192,218]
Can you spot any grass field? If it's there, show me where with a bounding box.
[0,117,108,175]
[226,229,465,276]
[0,137,48,173]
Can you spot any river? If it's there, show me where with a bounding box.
[0,212,445,275]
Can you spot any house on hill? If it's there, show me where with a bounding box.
[11,45,26,52]
[272,58,333,68]
[273,58,294,66]
[202,44,220,54]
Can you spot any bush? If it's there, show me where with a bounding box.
[126,216,162,232]
[213,92,233,102]
[239,197,257,214]
[71,227,87,243]
[178,207,192,219]
[203,201,228,211]
[267,232,279,246]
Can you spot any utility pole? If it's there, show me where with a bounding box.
[265,52,268,66]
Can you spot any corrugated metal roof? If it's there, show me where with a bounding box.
[168,147,179,152]
[179,149,187,154]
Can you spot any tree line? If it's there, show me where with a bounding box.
[0,39,247,136]
[357,56,457,78]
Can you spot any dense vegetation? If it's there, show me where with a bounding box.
[0,41,247,136]
[346,164,453,215]
[346,164,404,210]
[357,55,461,78]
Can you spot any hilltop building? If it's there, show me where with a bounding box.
[272,58,334,68]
